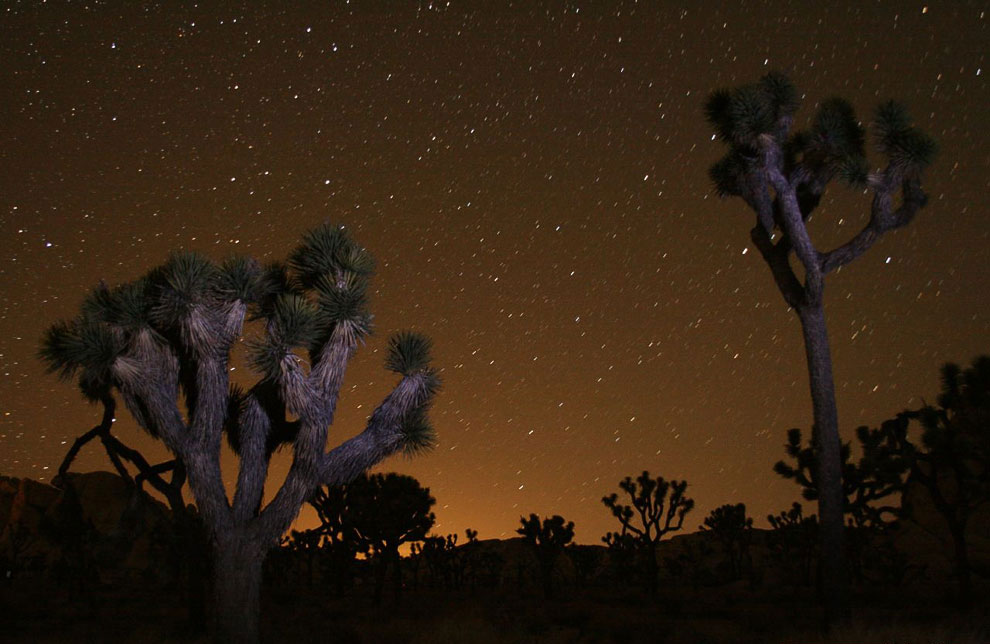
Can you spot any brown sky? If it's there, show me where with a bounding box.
[1,1,987,542]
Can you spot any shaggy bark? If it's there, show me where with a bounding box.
[40,225,440,644]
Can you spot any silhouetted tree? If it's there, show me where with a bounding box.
[774,423,909,531]
[602,471,694,594]
[331,472,436,604]
[774,420,911,585]
[700,503,753,581]
[51,396,208,632]
[415,533,460,590]
[705,72,936,624]
[767,502,818,587]
[517,513,574,599]
[308,483,368,593]
[898,357,990,602]
[39,223,440,644]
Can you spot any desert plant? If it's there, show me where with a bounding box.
[767,502,818,588]
[898,357,990,602]
[317,472,436,604]
[705,72,935,623]
[700,503,753,581]
[517,513,575,599]
[602,471,694,594]
[39,223,440,643]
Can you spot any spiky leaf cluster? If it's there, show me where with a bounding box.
[289,223,374,289]
[705,71,799,147]
[873,100,937,172]
[218,256,263,302]
[39,317,124,400]
[798,97,869,186]
[313,272,371,339]
[398,406,438,457]
[151,251,220,327]
[385,331,433,376]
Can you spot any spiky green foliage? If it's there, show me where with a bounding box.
[386,331,433,375]
[152,251,219,326]
[41,222,440,644]
[218,256,262,302]
[759,70,800,119]
[399,407,438,456]
[39,318,123,385]
[313,272,370,334]
[812,98,865,156]
[270,294,324,348]
[81,281,154,331]
[705,72,799,148]
[708,152,747,197]
[289,223,374,290]
[873,100,937,171]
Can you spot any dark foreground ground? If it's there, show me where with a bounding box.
[1,579,987,644]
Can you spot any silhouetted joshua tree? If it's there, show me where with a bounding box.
[50,394,208,631]
[320,472,436,605]
[705,72,936,624]
[52,393,188,514]
[774,423,909,531]
[767,502,818,587]
[602,471,694,594]
[700,503,753,582]
[308,482,368,593]
[898,357,990,602]
[517,513,575,599]
[39,223,440,644]
[415,533,460,589]
[774,420,910,585]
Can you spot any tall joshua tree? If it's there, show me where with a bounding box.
[39,223,440,644]
[704,73,936,624]
[602,471,694,594]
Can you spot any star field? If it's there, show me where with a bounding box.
[1,2,988,542]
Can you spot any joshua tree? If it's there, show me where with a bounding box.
[700,503,753,581]
[774,422,909,531]
[50,394,208,631]
[415,533,460,589]
[898,357,990,602]
[517,513,575,599]
[775,419,911,585]
[39,223,440,643]
[767,502,818,587]
[314,472,436,604]
[52,393,188,513]
[705,72,936,623]
[602,471,694,594]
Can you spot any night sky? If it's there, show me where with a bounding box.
[1,2,987,544]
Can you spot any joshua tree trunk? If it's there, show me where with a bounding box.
[212,535,267,644]
[797,304,848,623]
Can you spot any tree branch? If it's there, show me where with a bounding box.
[819,173,927,275]
[232,394,273,522]
[758,135,825,304]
